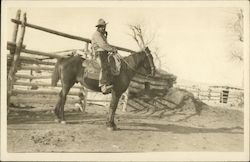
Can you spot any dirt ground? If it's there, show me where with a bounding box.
[7,95,244,153]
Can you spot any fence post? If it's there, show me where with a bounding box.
[29,69,33,89]
[7,13,27,109]
[208,88,212,101]
[197,88,200,99]
[12,10,21,43]
[85,42,89,58]
[85,42,93,59]
[8,10,21,72]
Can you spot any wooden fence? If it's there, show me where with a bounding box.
[175,84,244,107]
[6,10,132,110]
[7,10,176,111]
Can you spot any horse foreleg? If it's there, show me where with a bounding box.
[106,92,121,131]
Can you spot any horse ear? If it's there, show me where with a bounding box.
[145,47,151,54]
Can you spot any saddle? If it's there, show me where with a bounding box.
[82,59,101,80]
[82,53,121,80]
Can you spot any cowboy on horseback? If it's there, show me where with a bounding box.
[91,18,117,94]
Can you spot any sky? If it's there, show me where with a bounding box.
[6,6,246,88]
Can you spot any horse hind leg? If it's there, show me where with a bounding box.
[59,84,72,124]
[54,82,74,123]
[54,90,62,123]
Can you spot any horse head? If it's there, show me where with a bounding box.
[142,47,156,77]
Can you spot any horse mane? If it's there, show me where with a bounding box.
[123,51,145,68]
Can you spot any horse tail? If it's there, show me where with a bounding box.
[51,59,61,87]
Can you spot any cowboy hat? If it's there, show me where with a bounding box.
[96,18,108,27]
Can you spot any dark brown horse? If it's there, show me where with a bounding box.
[51,47,155,130]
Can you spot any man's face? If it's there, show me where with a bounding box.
[98,25,106,33]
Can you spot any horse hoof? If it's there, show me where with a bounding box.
[107,126,119,131]
[54,119,60,123]
[107,127,115,131]
[60,120,67,124]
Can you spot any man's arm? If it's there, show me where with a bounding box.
[93,32,116,52]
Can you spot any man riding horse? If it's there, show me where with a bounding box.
[91,18,117,94]
[52,19,155,130]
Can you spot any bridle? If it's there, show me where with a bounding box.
[114,50,155,78]
[144,49,156,76]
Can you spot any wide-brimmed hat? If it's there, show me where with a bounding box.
[96,18,108,27]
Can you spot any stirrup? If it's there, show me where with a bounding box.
[101,85,113,94]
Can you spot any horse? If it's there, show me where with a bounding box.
[51,47,155,131]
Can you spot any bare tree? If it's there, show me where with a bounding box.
[127,22,162,68]
[128,23,154,49]
[225,9,244,87]
[229,9,244,62]
[234,9,243,42]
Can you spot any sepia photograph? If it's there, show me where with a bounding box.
[1,0,249,161]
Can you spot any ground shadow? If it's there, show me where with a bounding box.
[7,108,243,135]
[121,122,243,134]
[7,111,106,125]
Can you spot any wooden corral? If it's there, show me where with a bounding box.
[7,10,176,111]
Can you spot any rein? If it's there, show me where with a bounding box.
[115,52,154,78]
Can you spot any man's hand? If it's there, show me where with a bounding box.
[112,48,118,53]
